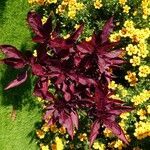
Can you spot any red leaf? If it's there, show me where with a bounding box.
[27,11,43,37]
[70,111,78,129]
[59,111,74,139]
[32,63,45,76]
[3,58,26,69]
[0,45,25,59]
[67,24,84,42]
[5,71,28,90]
[89,120,100,146]
[103,119,129,144]
[101,17,114,44]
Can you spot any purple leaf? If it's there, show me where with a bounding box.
[27,11,43,37]
[5,71,28,90]
[70,111,78,129]
[2,58,26,69]
[103,119,129,144]
[32,63,45,76]
[67,24,84,42]
[59,111,74,139]
[89,120,100,146]
[101,17,114,44]
[0,45,25,59]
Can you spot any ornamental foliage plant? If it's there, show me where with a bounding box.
[0,10,133,148]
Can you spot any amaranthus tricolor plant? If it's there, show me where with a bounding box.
[0,11,133,147]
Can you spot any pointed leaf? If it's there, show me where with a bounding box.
[103,119,129,144]
[0,45,24,59]
[5,71,28,90]
[70,111,79,129]
[101,17,114,44]
[89,120,100,146]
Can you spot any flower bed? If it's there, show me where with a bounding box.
[0,0,150,149]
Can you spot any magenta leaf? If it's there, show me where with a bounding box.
[101,17,114,44]
[103,119,129,144]
[70,111,78,129]
[89,120,100,146]
[0,45,25,59]
[5,71,28,90]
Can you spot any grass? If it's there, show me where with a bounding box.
[0,0,41,150]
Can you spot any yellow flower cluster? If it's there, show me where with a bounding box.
[137,109,147,120]
[131,90,150,106]
[125,71,138,86]
[56,0,84,19]
[138,65,150,77]
[93,141,105,150]
[114,139,127,150]
[118,0,127,5]
[51,137,64,150]
[134,121,150,139]
[40,144,49,150]
[28,0,57,5]
[141,0,150,19]
[93,0,103,9]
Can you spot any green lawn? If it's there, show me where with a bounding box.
[0,0,41,150]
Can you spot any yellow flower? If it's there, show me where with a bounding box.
[108,81,117,90]
[55,137,64,150]
[114,140,126,150]
[36,129,45,139]
[130,56,141,66]
[119,0,127,5]
[93,141,105,150]
[103,128,113,137]
[94,0,103,9]
[120,112,130,120]
[85,36,92,42]
[74,24,80,30]
[47,0,57,4]
[123,5,130,14]
[126,44,138,56]
[125,71,138,86]
[50,124,58,133]
[33,50,37,57]
[138,65,150,77]
[63,34,70,39]
[40,144,49,150]
[41,123,49,132]
[147,105,150,114]
[76,2,84,10]
[78,133,87,141]
[68,10,76,19]
[109,33,121,42]
[36,0,45,5]
[59,126,66,134]
[42,16,48,24]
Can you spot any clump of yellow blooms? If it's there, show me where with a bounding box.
[93,141,105,150]
[120,112,130,120]
[134,121,150,139]
[126,44,138,56]
[78,133,88,141]
[56,0,85,19]
[141,0,150,19]
[138,65,150,77]
[51,137,64,150]
[137,109,147,120]
[28,0,57,5]
[114,139,127,150]
[36,129,46,139]
[125,71,138,86]
[40,144,49,150]
[131,90,150,106]
[93,0,103,9]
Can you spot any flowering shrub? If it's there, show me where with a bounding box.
[1,0,150,149]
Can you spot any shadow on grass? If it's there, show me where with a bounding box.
[0,43,39,111]
[0,0,8,25]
